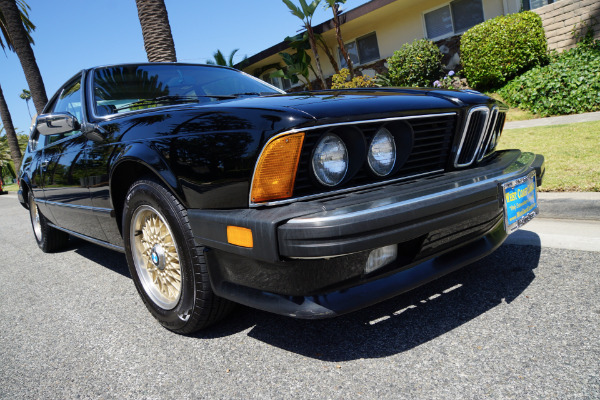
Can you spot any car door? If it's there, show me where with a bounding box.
[40,75,108,241]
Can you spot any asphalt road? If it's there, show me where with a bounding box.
[1,192,598,399]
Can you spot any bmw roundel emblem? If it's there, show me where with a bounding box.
[151,252,159,265]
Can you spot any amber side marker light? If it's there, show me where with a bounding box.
[251,132,305,203]
[227,226,254,248]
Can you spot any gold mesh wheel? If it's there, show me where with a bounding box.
[130,205,182,310]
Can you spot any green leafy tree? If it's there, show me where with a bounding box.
[19,88,31,117]
[324,0,353,78]
[135,0,177,62]
[0,126,27,182]
[282,0,327,89]
[0,0,48,114]
[271,34,318,90]
[206,49,246,68]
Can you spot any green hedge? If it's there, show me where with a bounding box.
[498,40,600,116]
[386,39,443,87]
[461,11,548,90]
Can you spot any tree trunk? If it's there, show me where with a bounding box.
[332,4,354,79]
[305,24,327,89]
[0,0,48,114]
[135,0,177,62]
[0,83,23,170]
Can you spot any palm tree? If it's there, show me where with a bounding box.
[282,0,327,89]
[206,49,243,68]
[0,0,48,114]
[324,0,354,79]
[19,88,31,117]
[0,84,22,169]
[135,0,177,62]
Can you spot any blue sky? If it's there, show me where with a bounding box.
[1,0,371,133]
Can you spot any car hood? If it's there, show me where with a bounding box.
[213,88,494,124]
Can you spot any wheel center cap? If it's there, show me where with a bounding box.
[151,245,166,270]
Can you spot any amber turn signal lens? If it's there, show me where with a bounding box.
[251,132,305,203]
[227,226,253,248]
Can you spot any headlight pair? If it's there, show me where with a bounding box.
[312,127,397,187]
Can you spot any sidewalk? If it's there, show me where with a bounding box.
[504,111,600,130]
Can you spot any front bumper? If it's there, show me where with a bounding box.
[188,150,544,318]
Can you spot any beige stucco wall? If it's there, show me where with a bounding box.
[533,0,600,52]
[243,0,508,85]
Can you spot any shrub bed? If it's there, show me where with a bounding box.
[498,40,600,116]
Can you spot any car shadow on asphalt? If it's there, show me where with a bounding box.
[69,237,131,278]
[196,234,542,361]
[66,229,542,361]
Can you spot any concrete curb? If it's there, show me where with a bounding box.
[537,192,600,221]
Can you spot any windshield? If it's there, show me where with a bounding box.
[92,64,283,116]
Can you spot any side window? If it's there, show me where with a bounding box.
[43,77,83,146]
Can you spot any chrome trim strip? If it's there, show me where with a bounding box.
[454,106,490,168]
[278,112,457,134]
[287,156,533,225]
[252,170,444,207]
[36,199,112,215]
[249,112,457,207]
[48,223,125,253]
[477,106,499,162]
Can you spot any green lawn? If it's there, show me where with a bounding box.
[498,121,600,192]
[487,92,539,122]
[2,183,18,193]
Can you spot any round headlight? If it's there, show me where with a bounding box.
[312,133,348,186]
[368,127,396,176]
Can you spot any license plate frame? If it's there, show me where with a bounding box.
[502,171,538,234]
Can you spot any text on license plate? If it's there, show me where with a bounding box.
[502,171,538,234]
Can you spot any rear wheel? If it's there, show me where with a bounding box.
[122,178,234,333]
[28,193,69,252]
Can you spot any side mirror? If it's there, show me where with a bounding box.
[36,112,80,136]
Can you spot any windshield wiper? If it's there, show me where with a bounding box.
[114,94,237,112]
[230,92,275,97]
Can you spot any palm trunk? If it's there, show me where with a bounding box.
[0,84,23,170]
[135,0,177,62]
[0,0,48,114]
[332,4,354,79]
[305,24,327,89]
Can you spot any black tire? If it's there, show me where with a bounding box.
[28,193,69,253]
[122,178,234,334]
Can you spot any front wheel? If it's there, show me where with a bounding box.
[28,193,69,252]
[122,178,233,333]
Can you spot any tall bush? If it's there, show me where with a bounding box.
[461,11,548,90]
[386,39,443,87]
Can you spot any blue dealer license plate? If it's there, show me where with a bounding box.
[502,171,538,234]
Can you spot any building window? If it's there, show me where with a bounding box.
[338,32,380,68]
[424,0,484,40]
[522,0,554,10]
[262,74,292,91]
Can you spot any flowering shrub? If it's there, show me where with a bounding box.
[331,68,376,89]
[434,70,456,89]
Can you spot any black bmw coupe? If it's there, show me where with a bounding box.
[18,63,544,333]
